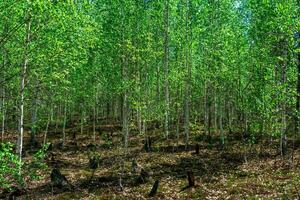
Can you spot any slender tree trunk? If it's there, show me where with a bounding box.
[43,106,52,145]
[228,102,233,134]
[93,101,96,143]
[220,99,224,148]
[184,0,190,151]
[134,15,142,135]
[204,82,208,136]
[214,90,218,135]
[55,105,60,134]
[208,97,212,144]
[156,27,161,104]
[156,65,161,102]
[121,2,129,155]
[243,112,248,164]
[137,104,142,134]
[113,99,118,123]
[1,18,8,142]
[81,109,84,136]
[142,119,146,135]
[220,112,224,145]
[280,101,287,156]
[293,30,300,162]
[95,85,99,124]
[30,89,38,147]
[119,2,129,190]
[184,72,190,150]
[106,102,110,123]
[120,95,123,124]
[122,88,129,153]
[176,108,180,148]
[297,48,300,136]
[62,103,67,147]
[295,31,300,139]
[1,87,5,141]
[205,83,212,144]
[18,7,31,164]
[163,0,170,139]
[121,41,129,154]
[280,54,287,156]
[225,98,232,134]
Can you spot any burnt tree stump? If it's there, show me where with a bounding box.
[87,143,96,152]
[131,159,138,174]
[195,143,199,155]
[148,180,160,197]
[88,156,99,183]
[95,125,122,136]
[187,171,195,187]
[46,143,53,152]
[71,131,78,148]
[144,137,152,152]
[50,168,69,187]
[89,157,99,169]
[8,188,26,200]
[136,168,150,184]
[57,141,64,150]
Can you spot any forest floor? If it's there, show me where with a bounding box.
[2,128,300,200]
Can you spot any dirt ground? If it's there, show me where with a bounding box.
[2,130,300,200]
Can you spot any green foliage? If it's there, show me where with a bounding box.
[24,143,49,181]
[0,0,299,169]
[101,132,113,146]
[0,142,22,190]
[0,142,49,191]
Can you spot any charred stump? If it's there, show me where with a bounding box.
[89,156,99,170]
[29,137,40,150]
[71,131,78,148]
[72,131,77,140]
[8,188,26,200]
[136,168,150,184]
[180,170,196,191]
[144,137,152,152]
[50,168,70,188]
[131,159,138,174]
[57,141,64,150]
[87,143,96,152]
[148,180,160,197]
[88,156,99,183]
[46,143,53,152]
[187,171,195,187]
[194,143,200,155]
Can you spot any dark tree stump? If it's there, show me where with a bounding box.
[71,139,78,147]
[144,137,152,152]
[46,143,53,152]
[109,131,114,140]
[57,141,64,150]
[148,180,159,197]
[87,143,96,152]
[29,138,40,150]
[136,168,150,184]
[187,171,195,187]
[131,159,138,174]
[72,131,77,140]
[50,168,69,187]
[8,188,26,200]
[118,177,123,192]
[50,153,55,162]
[89,156,99,170]
[71,132,78,148]
[88,156,99,183]
[195,143,199,155]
